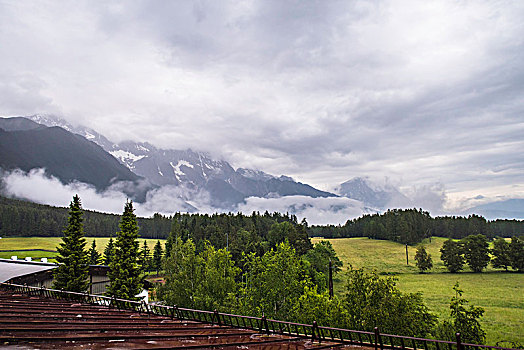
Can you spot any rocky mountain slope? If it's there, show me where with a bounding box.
[25,115,335,208]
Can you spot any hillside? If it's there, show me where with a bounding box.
[312,237,524,346]
[0,126,142,191]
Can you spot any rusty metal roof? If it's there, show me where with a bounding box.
[0,289,349,349]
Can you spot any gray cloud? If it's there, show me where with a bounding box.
[1,0,523,210]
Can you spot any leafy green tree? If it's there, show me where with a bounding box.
[290,286,348,327]
[440,239,464,273]
[88,240,102,265]
[344,268,437,337]
[238,241,310,320]
[103,237,114,266]
[436,283,485,344]
[415,245,433,273]
[303,240,343,290]
[153,240,163,274]
[107,201,142,300]
[159,237,202,308]
[491,237,511,270]
[509,236,524,271]
[53,195,89,292]
[140,240,152,273]
[463,234,490,272]
[194,243,240,311]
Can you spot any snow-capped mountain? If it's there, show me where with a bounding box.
[26,115,335,208]
[335,177,410,209]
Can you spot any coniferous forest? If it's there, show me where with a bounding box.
[1,196,523,246]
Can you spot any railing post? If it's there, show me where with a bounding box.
[374,327,380,350]
[214,309,221,325]
[261,315,270,335]
[456,333,462,350]
[313,321,322,343]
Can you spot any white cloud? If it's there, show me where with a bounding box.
[1,0,523,207]
[237,195,370,226]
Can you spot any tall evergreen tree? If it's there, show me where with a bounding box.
[140,240,152,273]
[103,237,114,266]
[53,195,89,292]
[107,201,142,300]
[153,240,163,275]
[88,240,102,265]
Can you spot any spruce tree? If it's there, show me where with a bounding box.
[103,237,114,266]
[53,195,89,292]
[153,240,163,275]
[88,240,102,265]
[107,200,142,300]
[140,240,152,273]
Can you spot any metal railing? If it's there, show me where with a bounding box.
[1,282,520,350]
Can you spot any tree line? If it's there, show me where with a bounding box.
[310,208,524,244]
[2,195,523,248]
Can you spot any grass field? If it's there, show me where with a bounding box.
[0,237,164,261]
[312,237,524,346]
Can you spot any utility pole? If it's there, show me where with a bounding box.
[328,259,334,299]
[405,244,409,265]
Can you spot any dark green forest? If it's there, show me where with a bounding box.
[1,196,523,248]
[310,208,524,244]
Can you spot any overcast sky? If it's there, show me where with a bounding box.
[1,0,523,211]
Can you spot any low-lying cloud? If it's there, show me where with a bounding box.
[1,168,193,217]
[1,168,372,225]
[237,195,371,226]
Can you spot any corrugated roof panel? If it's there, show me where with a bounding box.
[0,290,349,349]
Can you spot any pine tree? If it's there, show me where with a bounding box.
[415,245,433,273]
[153,240,163,275]
[103,237,114,266]
[88,240,102,265]
[107,200,142,300]
[140,240,152,273]
[53,195,89,292]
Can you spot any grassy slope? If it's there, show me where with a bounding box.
[311,237,524,346]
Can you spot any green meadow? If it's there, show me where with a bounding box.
[0,237,164,260]
[312,237,524,346]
